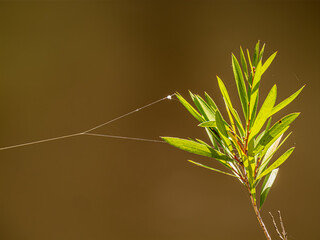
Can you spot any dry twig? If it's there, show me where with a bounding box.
[269,211,288,240]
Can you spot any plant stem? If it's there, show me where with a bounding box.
[249,194,272,240]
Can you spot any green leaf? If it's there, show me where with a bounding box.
[259,168,279,210]
[249,91,259,129]
[198,121,217,128]
[257,131,292,177]
[240,46,248,80]
[204,92,219,111]
[258,43,265,62]
[232,54,248,120]
[228,132,245,157]
[216,111,229,139]
[261,51,277,74]
[207,126,225,149]
[161,137,232,162]
[262,133,284,164]
[188,160,236,177]
[247,48,253,74]
[253,40,260,67]
[234,109,245,139]
[249,85,277,142]
[254,113,299,154]
[216,76,245,136]
[205,128,219,149]
[265,117,272,132]
[195,139,211,147]
[189,92,207,119]
[257,147,294,180]
[243,155,255,184]
[215,111,233,151]
[176,93,204,122]
[195,95,216,121]
[249,61,262,125]
[270,85,305,116]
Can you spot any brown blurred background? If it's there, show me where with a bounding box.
[0,1,319,240]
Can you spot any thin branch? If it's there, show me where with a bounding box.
[269,212,284,240]
[278,211,288,240]
[269,211,288,240]
[250,194,272,240]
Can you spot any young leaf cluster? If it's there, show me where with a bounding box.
[162,41,304,210]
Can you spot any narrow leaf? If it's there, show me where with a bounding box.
[258,131,292,177]
[265,117,272,132]
[232,54,248,120]
[215,111,232,151]
[205,128,219,149]
[259,168,279,210]
[195,95,216,121]
[247,48,253,74]
[188,160,236,177]
[249,85,277,142]
[255,113,299,154]
[270,85,305,116]
[189,92,207,119]
[257,147,294,180]
[240,46,248,80]
[176,93,204,122]
[258,43,265,62]
[261,51,277,74]
[249,91,259,129]
[253,40,260,67]
[198,121,217,128]
[216,111,229,139]
[249,61,263,126]
[262,134,283,164]
[204,92,219,111]
[161,137,232,162]
[216,76,245,135]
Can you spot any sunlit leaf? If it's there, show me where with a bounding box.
[232,54,248,120]
[254,113,299,154]
[259,168,279,210]
[262,133,284,163]
[249,90,259,129]
[188,160,236,177]
[216,76,245,136]
[205,128,219,149]
[253,40,260,67]
[265,117,272,132]
[205,92,219,111]
[193,94,216,121]
[161,137,232,162]
[176,93,204,122]
[215,111,233,151]
[240,46,248,80]
[249,85,277,142]
[198,121,217,128]
[258,132,292,177]
[258,43,265,62]
[189,91,207,119]
[270,85,305,116]
[257,147,294,180]
[247,48,253,75]
[249,61,262,126]
[261,51,277,74]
